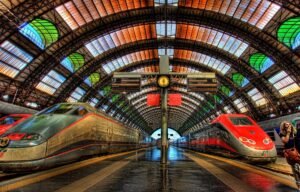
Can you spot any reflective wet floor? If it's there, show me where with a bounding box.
[3,147,299,192]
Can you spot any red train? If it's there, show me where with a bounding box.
[175,114,277,163]
[0,114,32,136]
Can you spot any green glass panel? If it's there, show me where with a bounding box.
[278,17,300,49]
[30,19,59,47]
[220,86,231,96]
[232,73,248,87]
[69,53,85,71]
[103,86,111,96]
[249,53,268,72]
[112,95,120,103]
[214,95,221,104]
[89,73,100,85]
[118,101,125,107]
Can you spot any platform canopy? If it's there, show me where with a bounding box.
[0,0,299,135]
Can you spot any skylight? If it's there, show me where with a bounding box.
[0,41,33,78]
[36,70,66,95]
[268,71,299,96]
[176,24,249,57]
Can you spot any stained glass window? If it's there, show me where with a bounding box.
[179,0,280,29]
[61,53,85,72]
[214,95,222,104]
[232,73,249,87]
[85,24,156,57]
[249,53,274,73]
[99,86,111,96]
[36,70,66,95]
[247,88,267,106]
[220,85,233,96]
[67,87,86,102]
[56,0,154,30]
[234,98,248,113]
[174,50,231,74]
[111,95,120,103]
[19,19,59,49]
[85,73,100,86]
[268,71,299,96]
[277,17,300,49]
[0,41,33,78]
[176,24,248,57]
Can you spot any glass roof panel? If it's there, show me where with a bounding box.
[155,0,178,6]
[234,98,248,113]
[220,85,233,96]
[179,0,281,29]
[102,50,158,73]
[61,52,85,72]
[224,105,234,113]
[0,41,33,78]
[232,73,249,87]
[268,70,300,96]
[67,87,86,102]
[247,88,267,107]
[19,19,59,49]
[277,17,300,49]
[56,0,154,30]
[36,70,66,95]
[85,73,100,87]
[156,21,176,38]
[89,98,99,107]
[174,50,231,74]
[249,52,274,73]
[86,24,156,57]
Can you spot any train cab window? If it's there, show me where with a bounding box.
[229,117,254,126]
[37,104,74,115]
[0,116,21,125]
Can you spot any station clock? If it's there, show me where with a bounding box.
[157,75,170,88]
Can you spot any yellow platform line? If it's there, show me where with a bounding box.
[188,151,297,189]
[185,153,257,192]
[0,149,145,192]
[55,152,144,192]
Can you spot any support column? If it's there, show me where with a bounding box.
[161,88,168,164]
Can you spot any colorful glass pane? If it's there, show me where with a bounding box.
[220,85,232,96]
[277,17,300,49]
[232,73,249,87]
[61,52,85,72]
[20,19,59,49]
[249,53,274,73]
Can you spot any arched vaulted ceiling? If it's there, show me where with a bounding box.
[0,0,299,135]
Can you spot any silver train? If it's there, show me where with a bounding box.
[0,103,148,172]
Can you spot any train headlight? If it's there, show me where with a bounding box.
[239,137,256,145]
[263,138,271,145]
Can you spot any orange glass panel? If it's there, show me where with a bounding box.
[94,1,107,17]
[102,0,114,15]
[111,0,121,13]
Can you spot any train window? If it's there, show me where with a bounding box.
[0,116,22,125]
[229,117,254,126]
[37,104,74,115]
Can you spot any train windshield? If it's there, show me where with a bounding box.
[229,117,254,126]
[37,104,88,117]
